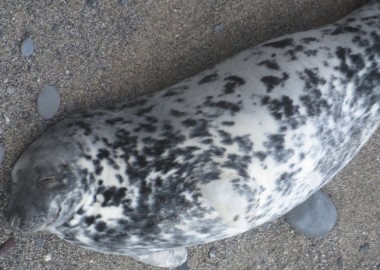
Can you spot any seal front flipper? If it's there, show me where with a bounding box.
[200,171,259,230]
[131,248,187,268]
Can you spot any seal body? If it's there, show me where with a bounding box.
[4,1,380,268]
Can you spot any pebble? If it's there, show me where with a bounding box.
[44,253,52,262]
[208,247,217,259]
[285,191,337,238]
[86,0,98,8]
[336,257,343,269]
[0,145,4,163]
[214,23,225,33]
[359,243,370,253]
[0,237,16,255]
[260,221,272,231]
[376,263,380,270]
[52,24,60,33]
[21,37,35,57]
[6,87,16,94]
[4,115,10,124]
[33,237,45,249]
[37,86,60,120]
[119,0,128,5]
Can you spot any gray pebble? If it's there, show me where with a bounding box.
[21,37,35,57]
[336,257,343,269]
[119,0,128,5]
[208,247,217,259]
[86,0,98,8]
[52,24,60,33]
[260,221,272,231]
[37,86,60,120]
[33,237,45,249]
[285,191,337,238]
[214,23,225,33]
[359,243,370,253]
[0,145,5,163]
[376,263,380,270]
[6,87,16,94]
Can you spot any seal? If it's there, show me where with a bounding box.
[3,1,380,268]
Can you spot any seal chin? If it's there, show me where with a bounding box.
[5,217,46,234]
[4,207,62,234]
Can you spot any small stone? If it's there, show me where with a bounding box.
[119,0,128,5]
[260,222,272,231]
[37,86,60,120]
[208,247,217,258]
[285,191,337,238]
[86,0,98,8]
[6,87,16,94]
[21,37,35,57]
[376,263,380,270]
[336,257,343,269]
[4,115,10,125]
[0,145,4,163]
[33,237,45,249]
[214,23,225,33]
[44,253,52,262]
[359,243,370,253]
[52,24,60,33]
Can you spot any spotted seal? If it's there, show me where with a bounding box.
[3,1,380,268]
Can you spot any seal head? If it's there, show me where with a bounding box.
[4,133,84,233]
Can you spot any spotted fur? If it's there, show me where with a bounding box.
[4,1,380,268]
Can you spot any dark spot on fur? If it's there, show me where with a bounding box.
[199,73,218,84]
[221,121,235,126]
[258,59,280,70]
[182,118,197,127]
[223,76,246,94]
[95,221,107,232]
[260,72,289,93]
[263,38,293,48]
[170,109,187,117]
[136,105,154,116]
[105,117,125,125]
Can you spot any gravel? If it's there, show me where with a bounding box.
[0,145,4,163]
